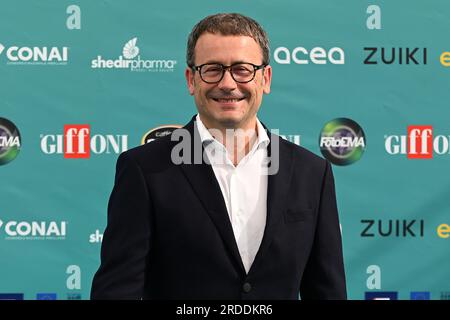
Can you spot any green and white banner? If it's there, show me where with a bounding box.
[1,0,449,300]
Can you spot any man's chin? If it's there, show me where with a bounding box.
[214,112,247,128]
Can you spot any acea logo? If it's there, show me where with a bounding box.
[141,125,182,145]
[319,118,366,166]
[91,37,177,72]
[40,125,128,158]
[274,46,345,65]
[0,118,21,166]
[0,219,67,240]
[0,42,68,65]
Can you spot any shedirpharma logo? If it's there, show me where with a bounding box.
[0,219,67,240]
[91,37,177,72]
[385,125,450,158]
[0,118,21,166]
[319,118,366,166]
[0,42,68,65]
[40,125,128,158]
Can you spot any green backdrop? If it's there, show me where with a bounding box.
[1,0,449,300]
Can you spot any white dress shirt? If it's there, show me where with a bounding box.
[196,114,270,273]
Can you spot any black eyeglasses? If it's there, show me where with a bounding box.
[191,62,266,84]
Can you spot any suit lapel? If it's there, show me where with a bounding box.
[248,131,294,275]
[177,118,293,277]
[178,118,247,276]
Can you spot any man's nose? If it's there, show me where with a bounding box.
[217,68,237,90]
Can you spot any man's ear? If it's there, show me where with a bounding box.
[262,65,272,95]
[185,67,195,96]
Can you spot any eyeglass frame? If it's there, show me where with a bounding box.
[190,62,267,84]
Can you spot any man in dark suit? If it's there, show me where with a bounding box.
[91,13,346,300]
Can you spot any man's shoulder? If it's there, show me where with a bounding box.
[117,134,178,173]
[117,117,196,172]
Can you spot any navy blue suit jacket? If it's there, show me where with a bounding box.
[91,116,347,300]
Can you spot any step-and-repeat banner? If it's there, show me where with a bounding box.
[1,0,449,300]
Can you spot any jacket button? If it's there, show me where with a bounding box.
[242,282,252,293]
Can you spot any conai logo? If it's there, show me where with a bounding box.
[0,42,68,64]
[0,219,67,239]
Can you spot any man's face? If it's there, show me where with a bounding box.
[185,33,272,130]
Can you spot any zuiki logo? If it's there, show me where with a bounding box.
[361,219,425,238]
[0,219,67,240]
[319,118,366,166]
[0,42,68,65]
[274,46,345,65]
[364,47,427,65]
[141,125,182,145]
[91,37,177,72]
[40,125,128,158]
[0,118,21,166]
[385,125,450,158]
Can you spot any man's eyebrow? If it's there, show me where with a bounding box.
[201,60,223,65]
[199,60,253,65]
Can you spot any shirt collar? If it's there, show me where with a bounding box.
[195,114,270,151]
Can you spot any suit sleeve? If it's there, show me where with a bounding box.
[90,151,152,299]
[299,161,347,300]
